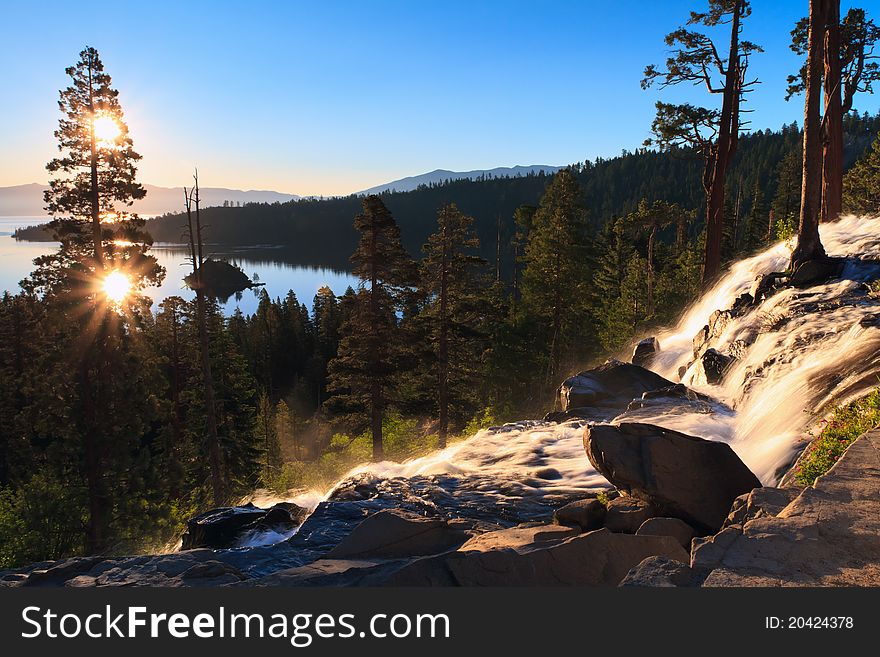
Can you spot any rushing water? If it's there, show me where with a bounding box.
[0,217,358,315]
[237,213,880,554]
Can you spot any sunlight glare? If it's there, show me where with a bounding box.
[102,270,131,303]
[93,114,121,147]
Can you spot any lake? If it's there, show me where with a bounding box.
[0,217,359,316]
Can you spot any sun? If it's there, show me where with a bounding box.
[102,271,131,303]
[92,114,121,146]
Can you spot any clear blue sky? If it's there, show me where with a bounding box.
[2,0,878,196]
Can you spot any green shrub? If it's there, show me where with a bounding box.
[795,388,880,485]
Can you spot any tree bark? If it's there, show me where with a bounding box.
[368,219,384,461]
[86,52,103,269]
[186,180,224,505]
[822,0,843,223]
[702,0,742,287]
[791,0,829,270]
[437,225,449,449]
[646,223,656,316]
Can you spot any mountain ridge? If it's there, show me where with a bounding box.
[356,165,562,195]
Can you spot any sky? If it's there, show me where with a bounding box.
[1,0,878,196]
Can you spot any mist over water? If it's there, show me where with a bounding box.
[246,214,880,549]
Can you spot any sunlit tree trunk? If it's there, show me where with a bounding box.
[822,0,843,223]
[703,0,742,287]
[792,0,829,269]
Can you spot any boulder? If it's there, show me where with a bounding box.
[557,360,675,412]
[636,517,696,549]
[325,509,469,559]
[180,502,308,550]
[619,556,703,587]
[552,498,606,531]
[584,422,761,532]
[631,337,659,367]
[788,257,844,287]
[604,496,657,533]
[699,348,734,385]
[723,486,801,528]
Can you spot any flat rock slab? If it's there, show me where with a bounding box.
[696,429,880,587]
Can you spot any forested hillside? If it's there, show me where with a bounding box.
[139,112,880,273]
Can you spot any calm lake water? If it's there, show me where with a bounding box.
[0,217,359,316]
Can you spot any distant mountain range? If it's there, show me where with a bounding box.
[356,165,561,195]
[0,166,563,217]
[0,183,301,217]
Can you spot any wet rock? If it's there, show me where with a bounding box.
[631,337,659,367]
[604,496,657,533]
[788,257,844,287]
[583,422,761,533]
[750,272,784,303]
[553,498,606,531]
[636,517,696,549]
[699,348,734,385]
[692,325,710,359]
[326,510,470,560]
[181,502,307,550]
[620,556,704,587]
[557,360,675,413]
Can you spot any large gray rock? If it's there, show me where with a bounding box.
[632,337,659,367]
[584,422,761,532]
[553,498,607,531]
[620,556,702,587]
[325,509,469,559]
[636,517,695,549]
[699,348,735,385]
[604,496,657,534]
[557,360,675,412]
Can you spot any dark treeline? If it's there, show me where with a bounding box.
[140,112,880,277]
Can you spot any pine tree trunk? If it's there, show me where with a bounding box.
[792,0,829,270]
[646,223,656,316]
[369,220,384,462]
[81,360,106,553]
[822,0,843,223]
[86,55,103,268]
[186,182,224,505]
[438,229,449,449]
[702,0,742,287]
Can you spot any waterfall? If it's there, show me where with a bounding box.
[240,214,880,548]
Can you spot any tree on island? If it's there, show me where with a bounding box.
[326,196,416,461]
[642,0,761,288]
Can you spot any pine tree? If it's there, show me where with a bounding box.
[743,181,768,252]
[843,132,880,214]
[520,169,593,383]
[419,203,487,448]
[326,196,416,461]
[26,47,163,552]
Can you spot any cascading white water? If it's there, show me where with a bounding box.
[241,214,880,548]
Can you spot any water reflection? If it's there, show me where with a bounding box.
[0,217,358,315]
